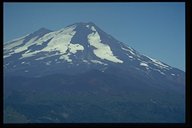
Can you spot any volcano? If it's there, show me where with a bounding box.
[3,22,185,123]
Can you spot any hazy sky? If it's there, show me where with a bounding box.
[3,2,185,71]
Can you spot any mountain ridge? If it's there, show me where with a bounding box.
[3,22,185,123]
[5,23,183,71]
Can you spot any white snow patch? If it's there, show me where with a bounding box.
[21,26,76,57]
[140,62,148,67]
[121,47,129,51]
[128,46,134,51]
[159,71,165,75]
[4,34,29,46]
[126,54,134,59]
[4,37,27,58]
[91,60,108,65]
[42,32,75,54]
[34,53,60,60]
[32,29,76,57]
[83,60,89,63]
[171,73,175,76]
[35,56,48,60]
[91,26,96,31]
[4,38,24,51]
[20,25,84,63]
[137,58,141,61]
[153,69,165,75]
[45,61,51,65]
[121,47,135,55]
[87,27,123,63]
[35,31,56,46]
[14,37,38,54]
[129,50,135,55]
[3,54,11,58]
[68,43,84,54]
[25,50,31,54]
[35,57,47,60]
[146,56,170,69]
[21,51,39,58]
[128,55,133,59]
[59,54,72,63]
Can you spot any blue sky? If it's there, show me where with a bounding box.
[3,2,185,71]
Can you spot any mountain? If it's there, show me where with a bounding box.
[3,22,185,123]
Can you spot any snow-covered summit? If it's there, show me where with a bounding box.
[4,22,123,63]
[3,22,184,80]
